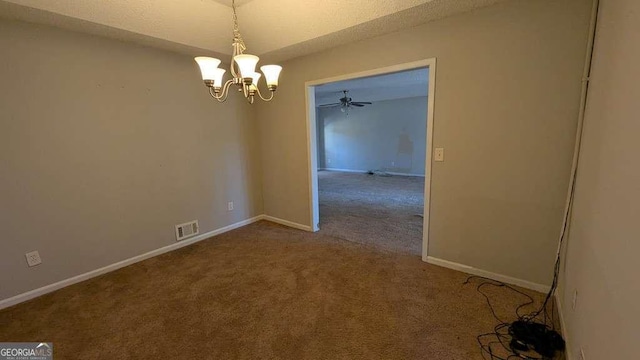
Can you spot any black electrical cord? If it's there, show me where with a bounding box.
[464,276,536,325]
[467,275,553,360]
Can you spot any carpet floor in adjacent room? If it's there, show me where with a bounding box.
[0,221,545,359]
[318,170,424,255]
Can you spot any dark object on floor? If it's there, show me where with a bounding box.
[508,320,565,357]
[366,169,391,176]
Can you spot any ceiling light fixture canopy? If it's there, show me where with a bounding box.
[194,0,282,104]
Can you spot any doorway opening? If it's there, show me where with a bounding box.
[304,59,436,260]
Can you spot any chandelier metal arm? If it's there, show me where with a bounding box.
[238,82,256,104]
[242,82,249,99]
[209,87,229,103]
[208,79,235,102]
[255,86,275,102]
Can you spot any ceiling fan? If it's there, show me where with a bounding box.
[318,90,372,109]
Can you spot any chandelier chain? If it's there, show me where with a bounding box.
[231,0,246,52]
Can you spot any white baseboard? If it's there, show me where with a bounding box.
[385,171,425,177]
[319,168,366,173]
[555,294,572,360]
[261,215,313,232]
[319,168,424,177]
[425,256,551,293]
[0,215,263,310]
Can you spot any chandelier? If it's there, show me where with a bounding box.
[194,0,282,104]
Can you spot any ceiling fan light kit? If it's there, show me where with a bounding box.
[194,0,282,104]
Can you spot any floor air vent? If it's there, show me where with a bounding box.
[175,220,199,241]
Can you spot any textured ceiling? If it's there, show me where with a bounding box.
[315,68,429,105]
[0,0,507,62]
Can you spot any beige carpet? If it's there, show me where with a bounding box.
[0,221,546,359]
[318,171,424,255]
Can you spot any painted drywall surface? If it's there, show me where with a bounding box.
[0,20,263,300]
[559,0,639,358]
[317,97,427,175]
[256,0,592,285]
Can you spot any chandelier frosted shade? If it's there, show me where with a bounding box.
[248,72,261,92]
[211,68,226,88]
[194,57,222,80]
[260,65,283,88]
[249,72,261,86]
[234,54,260,78]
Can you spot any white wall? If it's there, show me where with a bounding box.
[256,0,592,285]
[317,97,428,175]
[559,0,639,358]
[0,20,263,301]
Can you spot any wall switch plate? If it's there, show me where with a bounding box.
[434,148,444,162]
[25,251,42,267]
[228,201,234,211]
[572,290,578,309]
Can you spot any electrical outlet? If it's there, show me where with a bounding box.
[572,290,578,310]
[25,251,42,267]
[434,147,444,162]
[228,201,234,211]
[327,159,331,164]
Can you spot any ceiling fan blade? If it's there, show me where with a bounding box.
[318,103,342,107]
[351,102,372,105]
[350,103,365,107]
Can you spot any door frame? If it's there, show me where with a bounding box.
[304,58,437,261]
